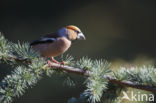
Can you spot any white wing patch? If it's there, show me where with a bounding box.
[41,38,56,41]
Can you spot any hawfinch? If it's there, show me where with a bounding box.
[30,25,86,64]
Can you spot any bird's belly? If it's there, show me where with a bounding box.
[32,38,71,57]
[44,43,69,57]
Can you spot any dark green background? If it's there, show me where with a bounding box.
[0,0,156,103]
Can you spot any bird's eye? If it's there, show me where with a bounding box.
[75,30,80,34]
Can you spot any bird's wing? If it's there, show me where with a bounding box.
[30,32,59,46]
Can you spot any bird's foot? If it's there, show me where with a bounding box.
[47,60,53,67]
[51,57,60,64]
[50,57,65,65]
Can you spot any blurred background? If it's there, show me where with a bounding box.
[0,0,156,103]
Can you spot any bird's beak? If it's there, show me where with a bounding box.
[77,32,86,40]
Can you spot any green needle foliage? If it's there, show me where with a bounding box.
[81,60,111,103]
[10,41,39,61]
[114,66,156,86]
[0,33,156,103]
[0,33,10,61]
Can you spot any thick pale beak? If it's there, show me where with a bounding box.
[77,32,86,40]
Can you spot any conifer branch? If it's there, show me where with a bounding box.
[106,75,156,93]
[6,54,156,93]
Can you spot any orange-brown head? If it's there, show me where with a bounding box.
[58,25,86,41]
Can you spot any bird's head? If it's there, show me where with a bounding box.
[58,25,86,41]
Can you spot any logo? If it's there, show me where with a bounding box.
[121,91,154,102]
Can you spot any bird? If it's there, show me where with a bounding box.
[30,25,86,65]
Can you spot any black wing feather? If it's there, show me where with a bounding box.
[30,32,59,46]
[30,39,55,46]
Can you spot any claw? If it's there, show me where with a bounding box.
[48,57,65,65]
[60,61,65,65]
